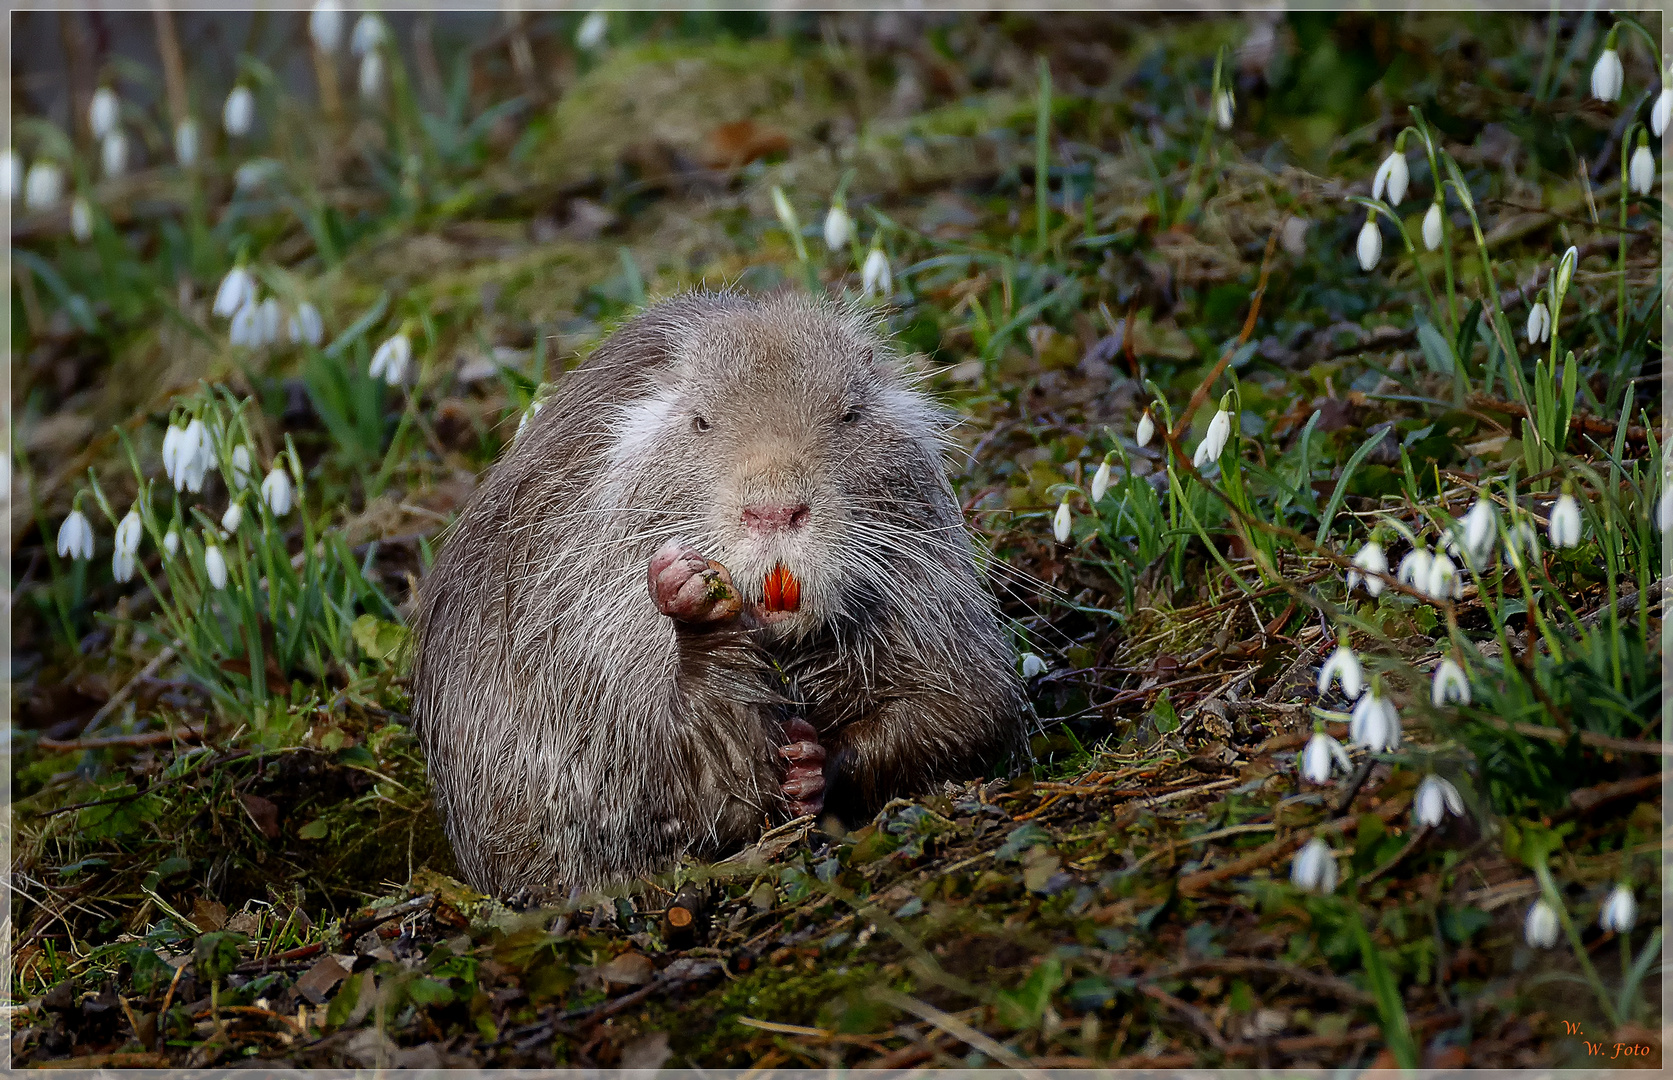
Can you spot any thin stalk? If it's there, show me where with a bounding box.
[1615,130,1633,348]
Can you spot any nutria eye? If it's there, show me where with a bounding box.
[842,408,860,424]
[692,416,711,432]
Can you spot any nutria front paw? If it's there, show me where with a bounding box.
[779,717,826,818]
[650,539,742,623]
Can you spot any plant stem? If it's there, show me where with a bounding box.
[1532,859,1620,1028]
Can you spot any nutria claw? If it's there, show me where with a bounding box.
[650,539,742,623]
[779,717,826,817]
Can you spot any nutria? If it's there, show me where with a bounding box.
[410,290,1028,896]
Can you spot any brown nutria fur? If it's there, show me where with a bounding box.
[410,290,1028,896]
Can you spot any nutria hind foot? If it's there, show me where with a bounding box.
[779,717,826,817]
[650,539,741,623]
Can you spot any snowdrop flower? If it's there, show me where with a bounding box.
[1300,730,1351,785]
[257,297,284,345]
[221,501,244,534]
[1504,517,1540,569]
[1192,408,1232,468]
[163,527,180,557]
[1020,652,1046,679]
[1422,202,1443,251]
[1526,301,1550,344]
[70,197,93,243]
[351,13,385,55]
[223,85,255,137]
[161,422,188,485]
[101,132,129,179]
[861,246,892,299]
[1460,498,1497,564]
[1,149,19,200]
[310,0,345,53]
[204,542,229,589]
[57,507,95,560]
[1347,540,1388,596]
[1413,775,1464,827]
[358,51,385,101]
[1052,499,1071,544]
[1135,410,1155,448]
[1426,551,1460,599]
[288,302,324,346]
[174,118,199,167]
[1372,150,1408,206]
[112,545,137,583]
[1654,87,1673,139]
[823,203,851,252]
[1317,644,1363,700]
[1555,246,1578,296]
[1355,216,1381,271]
[1591,45,1624,102]
[1628,141,1654,196]
[370,332,412,385]
[1548,491,1583,548]
[180,418,210,494]
[261,466,294,516]
[229,300,262,348]
[1397,546,1431,590]
[25,160,63,211]
[1431,656,1470,706]
[1349,689,1401,751]
[214,267,256,318]
[1290,837,1337,894]
[229,444,254,489]
[1524,899,1559,948]
[575,11,608,50]
[1599,884,1636,933]
[1213,89,1235,130]
[114,506,143,558]
[1090,457,1112,503]
[89,86,120,140]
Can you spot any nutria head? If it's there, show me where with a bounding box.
[591,291,954,636]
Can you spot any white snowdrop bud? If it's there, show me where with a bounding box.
[1431,657,1471,706]
[1192,409,1232,468]
[1356,217,1382,271]
[1020,652,1046,679]
[575,11,608,50]
[262,466,294,516]
[358,51,385,101]
[1,149,20,200]
[1397,546,1431,590]
[310,0,345,53]
[221,501,244,534]
[1300,731,1350,785]
[229,300,261,348]
[288,302,325,346]
[25,160,64,211]
[114,507,143,557]
[1524,899,1559,948]
[229,445,254,489]
[1348,540,1388,597]
[1317,644,1364,700]
[57,508,95,560]
[223,85,255,137]
[257,297,284,346]
[1422,202,1443,251]
[1290,837,1337,894]
[1413,774,1464,827]
[1425,552,1460,599]
[1349,689,1401,751]
[181,418,211,494]
[1628,143,1655,196]
[101,132,130,179]
[370,332,412,386]
[1548,492,1583,548]
[1653,87,1673,139]
[204,542,229,589]
[163,527,180,557]
[1555,246,1578,295]
[213,267,256,318]
[861,246,892,300]
[1591,47,1624,102]
[1599,884,1636,933]
[823,204,852,252]
[1090,458,1112,503]
[1135,409,1155,448]
[1461,498,1496,565]
[1213,89,1235,130]
[1526,301,1550,344]
[90,86,120,141]
[1053,499,1072,544]
[113,545,137,583]
[70,197,93,243]
[174,118,199,167]
[1373,151,1408,206]
[351,13,385,56]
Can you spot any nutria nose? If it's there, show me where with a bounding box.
[742,504,811,534]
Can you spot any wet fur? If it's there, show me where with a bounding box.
[410,291,1028,895]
